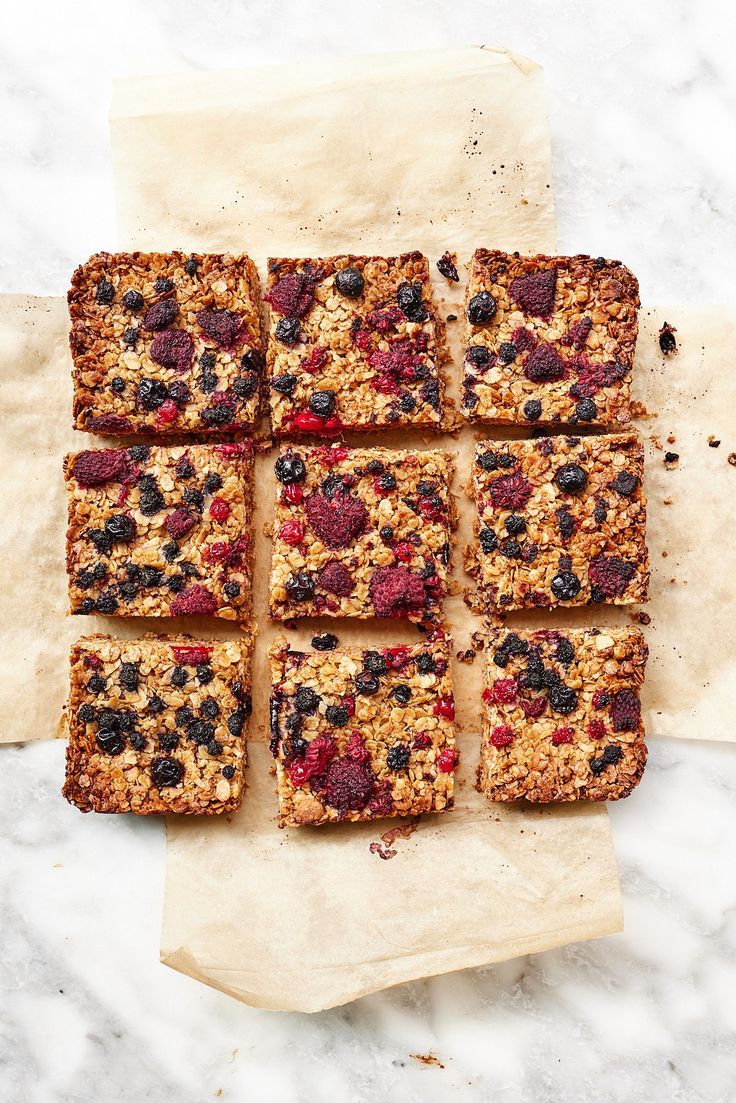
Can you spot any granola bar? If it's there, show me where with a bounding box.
[269,636,457,827]
[69,252,263,435]
[65,442,253,619]
[477,626,648,802]
[265,252,445,435]
[467,432,648,611]
[63,633,253,814]
[462,250,639,426]
[269,444,455,622]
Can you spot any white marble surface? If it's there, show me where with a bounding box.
[2,2,736,1100]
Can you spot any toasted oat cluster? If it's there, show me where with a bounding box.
[265,252,445,435]
[467,433,648,611]
[478,626,648,802]
[269,444,455,622]
[69,252,263,434]
[462,250,639,426]
[65,442,253,619]
[63,634,253,814]
[269,636,458,827]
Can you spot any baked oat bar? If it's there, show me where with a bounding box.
[467,432,648,611]
[63,633,253,814]
[65,442,253,619]
[477,626,648,802]
[265,252,445,435]
[462,250,639,426]
[69,252,263,434]
[269,635,457,827]
[269,444,455,622]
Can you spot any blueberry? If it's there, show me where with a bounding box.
[168,380,191,406]
[224,581,241,600]
[158,733,179,751]
[325,705,349,727]
[386,743,410,770]
[364,651,387,676]
[295,687,320,714]
[556,463,588,494]
[312,633,338,652]
[148,695,165,714]
[171,666,188,687]
[355,671,380,695]
[222,765,236,780]
[611,472,639,497]
[122,289,144,311]
[415,652,436,675]
[104,514,137,543]
[203,472,222,495]
[119,662,139,692]
[286,572,315,602]
[335,267,365,297]
[233,374,258,398]
[505,514,526,535]
[523,399,542,422]
[241,349,264,374]
[477,450,498,472]
[551,571,581,601]
[196,664,213,685]
[555,639,575,665]
[467,291,497,326]
[96,729,125,755]
[175,706,194,728]
[162,542,180,563]
[95,591,119,614]
[184,488,204,512]
[95,277,115,305]
[137,378,168,411]
[275,318,301,346]
[187,720,215,745]
[123,327,139,348]
[498,342,518,365]
[154,277,174,293]
[200,698,220,720]
[549,685,578,714]
[392,684,412,704]
[111,376,126,393]
[376,472,397,492]
[272,373,298,396]
[87,529,112,557]
[78,703,96,724]
[185,257,199,276]
[227,710,246,737]
[399,393,416,412]
[308,390,336,417]
[466,345,491,367]
[150,757,184,788]
[129,445,150,463]
[380,525,394,543]
[128,732,147,751]
[275,453,306,484]
[479,526,498,553]
[396,282,428,322]
[576,398,597,421]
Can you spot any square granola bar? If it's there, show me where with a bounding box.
[63,633,253,814]
[265,252,445,435]
[65,442,253,619]
[468,432,648,611]
[462,250,639,426]
[477,626,648,802]
[269,636,457,827]
[69,252,263,435]
[269,444,455,622]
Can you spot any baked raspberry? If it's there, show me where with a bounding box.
[156,398,179,424]
[610,688,641,732]
[149,329,194,374]
[143,299,178,331]
[171,645,213,665]
[524,343,566,382]
[164,508,198,540]
[305,492,368,549]
[209,497,231,522]
[433,696,455,721]
[511,326,537,352]
[87,414,133,434]
[279,520,305,546]
[290,411,343,435]
[521,696,546,718]
[489,677,518,704]
[490,726,514,748]
[369,566,426,617]
[282,483,304,506]
[509,268,557,317]
[301,346,330,374]
[318,561,354,596]
[364,304,403,333]
[588,554,636,598]
[437,747,457,771]
[568,316,593,348]
[587,718,607,740]
[368,780,395,817]
[344,731,371,763]
[392,542,414,563]
[569,356,627,398]
[169,584,218,617]
[551,726,574,745]
[197,308,247,349]
[72,449,131,488]
[412,733,432,749]
[287,733,336,785]
[266,272,319,318]
[489,470,532,511]
[323,756,375,812]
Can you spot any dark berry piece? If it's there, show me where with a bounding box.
[377,472,397,492]
[154,276,174,293]
[199,698,220,721]
[275,318,301,346]
[659,322,677,355]
[364,651,387,676]
[611,472,639,497]
[509,268,557,316]
[183,488,204,512]
[200,350,216,371]
[223,581,241,600]
[392,684,412,705]
[137,378,169,411]
[477,450,498,471]
[96,729,125,755]
[162,542,180,564]
[308,390,336,417]
[466,345,491,367]
[197,308,246,348]
[396,281,428,322]
[335,267,365,297]
[467,291,497,326]
[551,570,581,601]
[111,376,126,393]
[167,576,184,594]
[355,671,380,696]
[576,398,597,421]
[227,709,246,738]
[463,388,479,410]
[233,374,258,398]
[325,705,350,728]
[499,537,521,559]
[386,743,410,770]
[119,662,139,692]
[95,591,119,614]
[148,695,165,715]
[158,733,179,752]
[122,289,144,311]
[664,451,679,464]
[399,393,416,412]
[295,687,320,714]
[175,705,194,727]
[272,373,298,396]
[556,463,588,494]
[87,528,112,556]
[143,299,178,330]
[380,525,394,542]
[151,757,184,788]
[498,342,517,365]
[128,732,146,751]
[199,372,218,394]
[171,666,188,687]
[505,514,526,535]
[104,514,137,543]
[436,252,459,281]
[167,380,191,406]
[196,664,214,685]
[241,348,264,374]
[366,459,385,475]
[201,401,236,426]
[524,343,566,383]
[275,453,307,484]
[184,257,199,276]
[415,652,436,675]
[207,740,223,757]
[312,633,338,652]
[203,472,223,495]
[222,764,236,780]
[555,639,575,665]
[523,398,542,421]
[610,688,641,732]
[542,668,561,688]
[549,685,578,714]
[119,582,138,603]
[95,277,115,305]
[123,327,139,348]
[479,526,498,553]
[174,455,194,479]
[286,572,315,602]
[603,744,623,765]
[187,719,215,746]
[78,703,96,724]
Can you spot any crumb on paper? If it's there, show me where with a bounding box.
[631,610,652,625]
[728,453,736,467]
[436,251,459,282]
[663,498,673,506]
[446,313,458,322]
[456,647,476,664]
[369,819,420,860]
[667,434,676,444]
[410,1053,445,1069]
[708,437,721,448]
[664,451,679,466]
[662,550,669,558]
[658,321,677,355]
[631,400,654,420]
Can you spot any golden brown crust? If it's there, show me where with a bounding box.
[477,626,648,802]
[69,251,263,435]
[269,636,457,827]
[266,252,445,435]
[64,442,253,620]
[63,632,253,814]
[269,444,455,622]
[467,432,649,611]
[462,250,640,426]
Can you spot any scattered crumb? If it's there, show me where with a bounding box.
[631,400,655,420]
[662,550,668,558]
[436,251,459,282]
[667,434,676,444]
[411,1053,445,1069]
[708,438,721,448]
[446,313,458,322]
[456,648,476,664]
[663,497,673,505]
[471,631,486,651]
[664,451,679,466]
[728,453,736,467]
[369,819,420,860]
[631,610,652,625]
[658,321,677,355]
